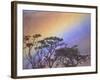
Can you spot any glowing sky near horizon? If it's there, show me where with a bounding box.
[23,10,91,54]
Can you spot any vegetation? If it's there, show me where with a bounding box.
[24,34,90,69]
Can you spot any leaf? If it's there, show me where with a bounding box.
[33,34,41,38]
[24,35,31,41]
[38,40,45,44]
[26,43,33,47]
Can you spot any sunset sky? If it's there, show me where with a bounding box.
[23,10,91,54]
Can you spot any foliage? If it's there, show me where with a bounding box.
[23,34,90,69]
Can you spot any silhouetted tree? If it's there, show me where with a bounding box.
[55,45,80,66]
[23,34,90,69]
[24,34,42,68]
[35,36,64,68]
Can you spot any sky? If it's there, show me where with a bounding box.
[23,10,91,55]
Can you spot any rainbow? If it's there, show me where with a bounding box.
[23,10,91,54]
